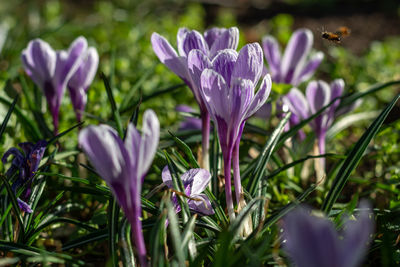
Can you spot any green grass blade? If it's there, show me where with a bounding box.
[47,121,84,145]
[150,198,167,267]
[322,94,400,213]
[247,112,291,197]
[62,229,108,251]
[169,131,200,168]
[120,218,136,267]
[166,198,186,265]
[108,198,120,267]
[0,94,18,140]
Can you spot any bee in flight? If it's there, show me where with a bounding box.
[321,26,351,44]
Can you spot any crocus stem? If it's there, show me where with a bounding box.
[232,139,241,205]
[130,207,148,267]
[318,132,326,171]
[201,112,210,170]
[223,153,235,221]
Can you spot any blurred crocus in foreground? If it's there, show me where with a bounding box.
[67,46,99,123]
[162,166,214,216]
[194,43,271,219]
[151,27,239,170]
[79,110,159,267]
[282,201,374,267]
[2,140,47,213]
[21,37,88,134]
[283,79,344,169]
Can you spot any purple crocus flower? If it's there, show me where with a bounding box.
[282,201,374,267]
[192,43,271,219]
[21,37,88,134]
[262,28,323,86]
[162,166,214,216]
[282,79,344,169]
[79,109,159,267]
[176,105,202,131]
[151,27,239,170]
[2,140,47,213]
[67,47,99,123]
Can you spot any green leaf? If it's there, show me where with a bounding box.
[247,112,291,197]
[120,218,136,267]
[169,131,200,168]
[322,94,400,213]
[108,198,120,267]
[47,121,84,146]
[166,198,186,265]
[150,198,167,267]
[0,94,18,140]
[62,229,108,251]
[142,83,185,103]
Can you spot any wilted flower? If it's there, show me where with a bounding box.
[282,79,344,169]
[21,37,88,134]
[194,43,271,219]
[79,109,159,267]
[262,28,323,86]
[282,201,374,267]
[162,166,214,216]
[151,27,239,169]
[176,105,202,131]
[67,46,99,123]
[2,140,47,213]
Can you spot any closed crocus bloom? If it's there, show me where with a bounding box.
[283,79,344,169]
[151,27,239,170]
[2,140,47,213]
[21,37,87,134]
[162,166,214,215]
[67,47,99,123]
[79,109,159,267]
[282,201,374,267]
[195,43,271,219]
[262,28,323,86]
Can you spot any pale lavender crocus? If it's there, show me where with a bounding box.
[151,27,239,169]
[282,201,374,267]
[67,47,99,123]
[79,110,159,267]
[21,37,88,134]
[162,166,214,216]
[262,28,323,86]
[176,105,202,131]
[283,79,344,169]
[192,43,271,219]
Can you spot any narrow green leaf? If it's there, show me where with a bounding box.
[62,229,108,251]
[142,83,185,103]
[322,94,400,213]
[180,214,197,256]
[0,94,18,140]
[120,218,136,267]
[166,198,186,265]
[150,198,167,267]
[47,121,84,146]
[247,112,291,197]
[169,131,200,168]
[108,198,120,267]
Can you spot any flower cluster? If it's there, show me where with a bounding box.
[21,36,99,133]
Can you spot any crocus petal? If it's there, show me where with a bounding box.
[283,87,310,120]
[294,51,324,85]
[29,39,57,82]
[181,168,211,195]
[262,36,282,81]
[211,49,238,87]
[283,206,341,267]
[17,199,33,213]
[180,30,209,57]
[79,124,131,185]
[200,69,229,122]
[151,32,189,81]
[209,27,239,58]
[244,74,272,119]
[232,43,263,85]
[161,165,173,188]
[187,49,212,97]
[188,194,214,215]
[281,29,313,84]
[69,47,99,91]
[203,27,224,48]
[230,78,254,127]
[306,80,331,114]
[340,200,374,267]
[177,27,189,56]
[137,109,160,180]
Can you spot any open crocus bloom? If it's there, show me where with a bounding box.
[67,46,99,123]
[79,109,159,267]
[282,201,374,267]
[21,37,88,134]
[2,140,47,213]
[262,28,323,86]
[283,79,344,168]
[162,166,214,216]
[151,27,239,170]
[191,43,271,219]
